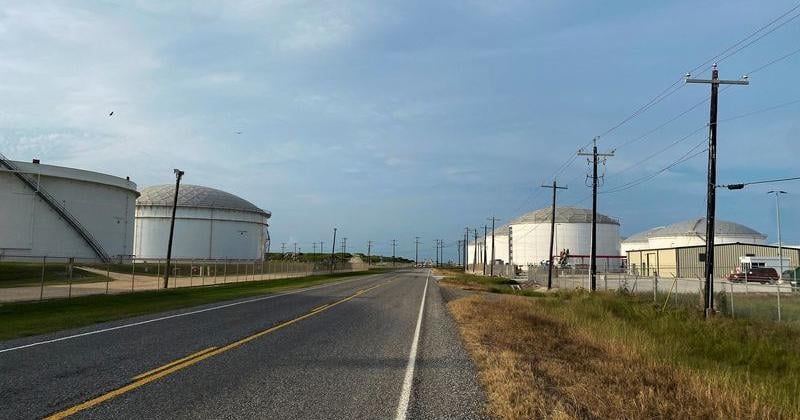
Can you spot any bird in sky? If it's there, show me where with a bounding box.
[108,111,114,117]
[235,131,242,134]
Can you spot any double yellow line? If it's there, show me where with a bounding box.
[46,282,385,419]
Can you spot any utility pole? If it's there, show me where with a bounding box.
[281,243,286,255]
[293,242,297,255]
[508,225,513,273]
[542,181,568,289]
[163,168,184,289]
[578,137,614,291]
[487,217,500,276]
[769,191,787,283]
[457,239,462,267]
[415,236,420,266]
[464,228,469,272]
[434,240,439,267]
[686,64,749,318]
[312,242,317,255]
[342,237,347,255]
[483,225,488,275]
[472,229,478,272]
[367,240,372,266]
[391,240,397,267]
[330,228,337,273]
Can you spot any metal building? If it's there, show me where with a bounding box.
[626,243,798,279]
[133,184,270,260]
[467,207,622,270]
[0,156,138,261]
[621,218,767,255]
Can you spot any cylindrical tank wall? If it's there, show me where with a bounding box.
[468,222,621,267]
[0,162,137,260]
[134,206,268,260]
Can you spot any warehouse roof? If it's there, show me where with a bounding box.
[625,218,764,241]
[510,206,619,225]
[137,184,270,216]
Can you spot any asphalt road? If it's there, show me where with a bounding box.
[0,269,486,419]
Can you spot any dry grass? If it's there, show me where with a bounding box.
[450,294,788,419]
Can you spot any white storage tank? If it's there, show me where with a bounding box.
[624,218,766,251]
[0,157,138,261]
[468,207,622,269]
[134,185,270,260]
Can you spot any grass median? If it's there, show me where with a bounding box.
[0,269,387,341]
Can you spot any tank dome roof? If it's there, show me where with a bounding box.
[510,206,619,225]
[137,184,270,217]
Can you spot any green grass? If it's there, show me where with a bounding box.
[0,269,385,341]
[717,291,800,323]
[436,268,544,297]
[0,262,108,288]
[531,290,800,415]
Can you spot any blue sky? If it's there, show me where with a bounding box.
[1,1,799,261]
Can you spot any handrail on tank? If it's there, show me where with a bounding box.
[0,152,111,263]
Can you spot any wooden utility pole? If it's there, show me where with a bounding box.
[367,240,372,266]
[330,228,337,272]
[482,225,488,275]
[686,64,748,318]
[464,228,469,272]
[391,239,397,267]
[472,229,478,272]
[415,236,420,266]
[578,137,614,291]
[487,217,501,276]
[541,181,568,289]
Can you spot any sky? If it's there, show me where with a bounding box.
[1,0,799,262]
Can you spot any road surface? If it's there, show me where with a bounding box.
[0,270,486,419]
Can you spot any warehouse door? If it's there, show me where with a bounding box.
[646,253,657,277]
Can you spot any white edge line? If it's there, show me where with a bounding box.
[0,273,385,354]
[395,269,429,420]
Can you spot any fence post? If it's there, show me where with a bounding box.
[68,257,74,298]
[106,261,111,294]
[728,282,735,319]
[653,273,658,303]
[223,259,228,283]
[777,283,782,322]
[130,258,135,292]
[201,261,206,286]
[39,256,46,301]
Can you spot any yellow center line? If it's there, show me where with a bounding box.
[45,282,387,420]
[310,304,330,313]
[132,346,218,380]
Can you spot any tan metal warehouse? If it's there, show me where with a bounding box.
[626,243,800,280]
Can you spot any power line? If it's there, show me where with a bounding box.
[719,176,800,190]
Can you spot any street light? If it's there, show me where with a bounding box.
[163,168,185,289]
[768,191,788,283]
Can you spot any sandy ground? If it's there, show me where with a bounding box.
[0,266,364,303]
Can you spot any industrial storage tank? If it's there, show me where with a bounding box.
[469,207,621,269]
[134,185,270,260]
[0,157,138,261]
[623,218,766,251]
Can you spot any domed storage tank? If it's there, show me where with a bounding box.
[644,218,766,249]
[133,185,270,260]
[0,157,138,261]
[469,207,621,269]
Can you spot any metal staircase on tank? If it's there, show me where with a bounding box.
[0,153,111,262]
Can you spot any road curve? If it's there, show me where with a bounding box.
[0,269,486,419]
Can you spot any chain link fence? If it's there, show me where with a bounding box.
[525,263,800,323]
[0,255,366,303]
